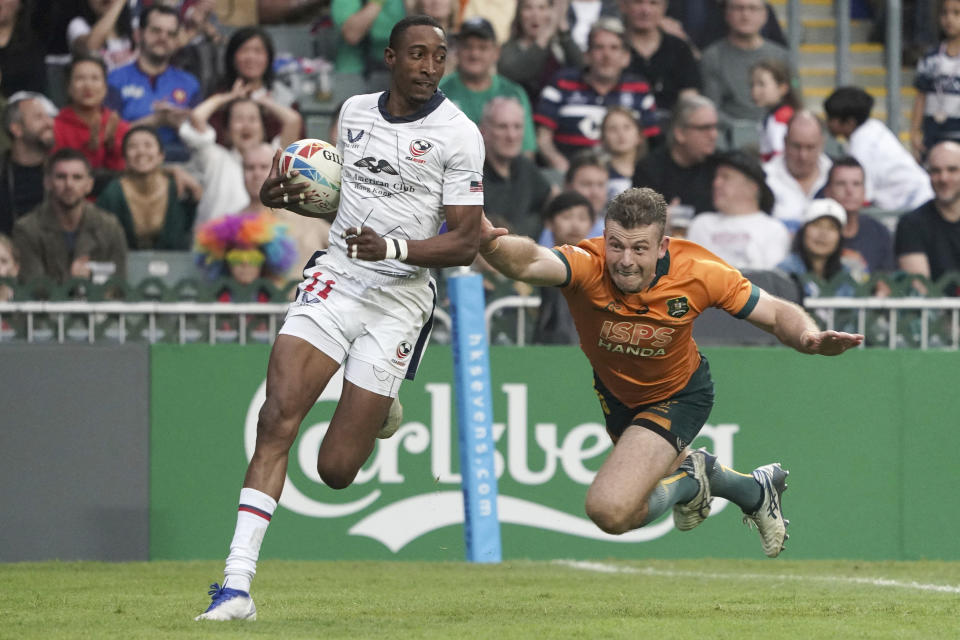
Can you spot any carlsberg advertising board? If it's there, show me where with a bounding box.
[150,345,960,561]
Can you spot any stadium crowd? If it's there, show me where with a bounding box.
[1,0,959,341]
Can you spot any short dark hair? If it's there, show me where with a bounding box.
[45,148,93,176]
[223,27,276,90]
[564,150,606,184]
[823,86,874,127]
[122,125,164,156]
[542,190,596,223]
[140,4,181,31]
[826,155,865,186]
[605,187,668,233]
[389,14,445,50]
[67,53,108,86]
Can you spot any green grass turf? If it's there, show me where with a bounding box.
[1,559,958,639]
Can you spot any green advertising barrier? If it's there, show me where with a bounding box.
[150,345,960,561]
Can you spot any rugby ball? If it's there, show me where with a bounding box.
[278,138,342,217]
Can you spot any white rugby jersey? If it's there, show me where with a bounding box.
[331,90,485,279]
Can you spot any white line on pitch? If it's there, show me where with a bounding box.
[553,560,960,594]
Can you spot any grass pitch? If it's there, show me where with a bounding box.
[2,559,958,639]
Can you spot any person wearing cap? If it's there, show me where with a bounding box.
[0,92,58,236]
[686,150,790,270]
[762,110,833,234]
[535,17,661,174]
[439,16,538,155]
[777,198,856,297]
[475,185,863,559]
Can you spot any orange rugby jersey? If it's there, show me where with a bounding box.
[554,236,759,406]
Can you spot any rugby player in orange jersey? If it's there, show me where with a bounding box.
[479,187,863,557]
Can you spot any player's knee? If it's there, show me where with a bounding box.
[316,454,358,490]
[257,399,300,447]
[585,496,639,535]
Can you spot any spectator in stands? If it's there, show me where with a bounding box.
[481,97,556,239]
[460,0,519,45]
[0,93,57,236]
[751,58,800,162]
[666,0,785,54]
[619,0,700,117]
[219,27,295,109]
[440,17,538,156]
[536,17,660,173]
[895,140,960,289]
[499,0,582,106]
[600,105,645,201]
[181,83,301,227]
[687,149,789,269]
[532,190,595,345]
[764,111,832,233]
[209,27,304,148]
[777,198,855,297]
[540,150,610,245]
[0,0,47,98]
[332,0,405,89]
[95,126,196,250]
[823,156,896,283]
[12,148,127,283]
[0,232,18,301]
[825,86,935,212]
[107,5,201,163]
[700,0,789,133]
[68,0,136,71]
[559,0,621,51]
[194,211,296,294]
[633,94,717,215]
[54,55,130,175]
[237,142,330,282]
[172,0,225,99]
[911,0,960,159]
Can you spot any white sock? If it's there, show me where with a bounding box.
[223,487,277,594]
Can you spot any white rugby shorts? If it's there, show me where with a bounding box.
[279,251,436,397]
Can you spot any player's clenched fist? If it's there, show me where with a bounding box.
[342,226,409,262]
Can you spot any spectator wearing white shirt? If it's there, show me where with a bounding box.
[825,86,934,212]
[687,149,790,270]
[763,110,832,233]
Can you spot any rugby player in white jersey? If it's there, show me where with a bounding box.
[196,14,485,621]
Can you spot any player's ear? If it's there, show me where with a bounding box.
[658,233,670,257]
[384,47,396,70]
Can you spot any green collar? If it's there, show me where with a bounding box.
[646,249,671,290]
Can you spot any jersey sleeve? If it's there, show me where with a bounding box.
[698,253,760,318]
[441,118,485,206]
[553,241,603,290]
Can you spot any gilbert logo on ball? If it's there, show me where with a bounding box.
[279,138,343,217]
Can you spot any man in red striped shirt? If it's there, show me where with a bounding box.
[535,17,661,174]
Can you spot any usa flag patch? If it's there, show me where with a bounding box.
[469,180,483,192]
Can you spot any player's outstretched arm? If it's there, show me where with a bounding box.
[745,288,864,355]
[476,214,568,287]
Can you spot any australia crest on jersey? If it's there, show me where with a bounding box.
[666,296,689,318]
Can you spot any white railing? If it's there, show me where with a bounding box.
[0,301,452,345]
[805,297,960,350]
[2,297,959,349]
